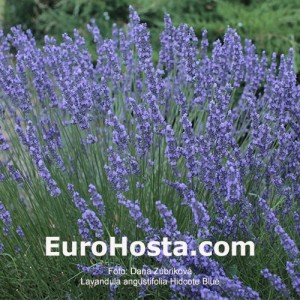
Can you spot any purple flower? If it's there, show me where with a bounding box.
[88,184,105,217]
[163,125,180,167]
[95,39,121,86]
[82,209,104,238]
[274,225,299,259]
[286,261,300,295]
[118,195,153,234]
[258,197,278,228]
[105,111,129,151]
[261,269,290,297]
[128,97,153,158]
[77,219,91,241]
[15,123,29,147]
[25,121,61,196]
[130,10,162,96]
[158,14,175,72]
[0,130,9,150]
[7,161,23,184]
[165,181,211,239]
[294,212,300,235]
[41,119,65,170]
[104,147,129,193]
[16,226,25,239]
[0,201,12,235]
[86,134,98,144]
[156,201,180,238]
[68,184,88,213]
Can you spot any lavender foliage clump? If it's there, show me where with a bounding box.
[0,7,300,299]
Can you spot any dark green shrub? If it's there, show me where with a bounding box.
[3,0,36,32]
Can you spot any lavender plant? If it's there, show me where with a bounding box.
[0,6,299,299]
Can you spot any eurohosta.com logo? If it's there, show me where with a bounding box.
[45,236,255,257]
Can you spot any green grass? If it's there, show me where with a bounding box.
[0,0,4,23]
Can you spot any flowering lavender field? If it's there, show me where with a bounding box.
[0,6,300,299]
